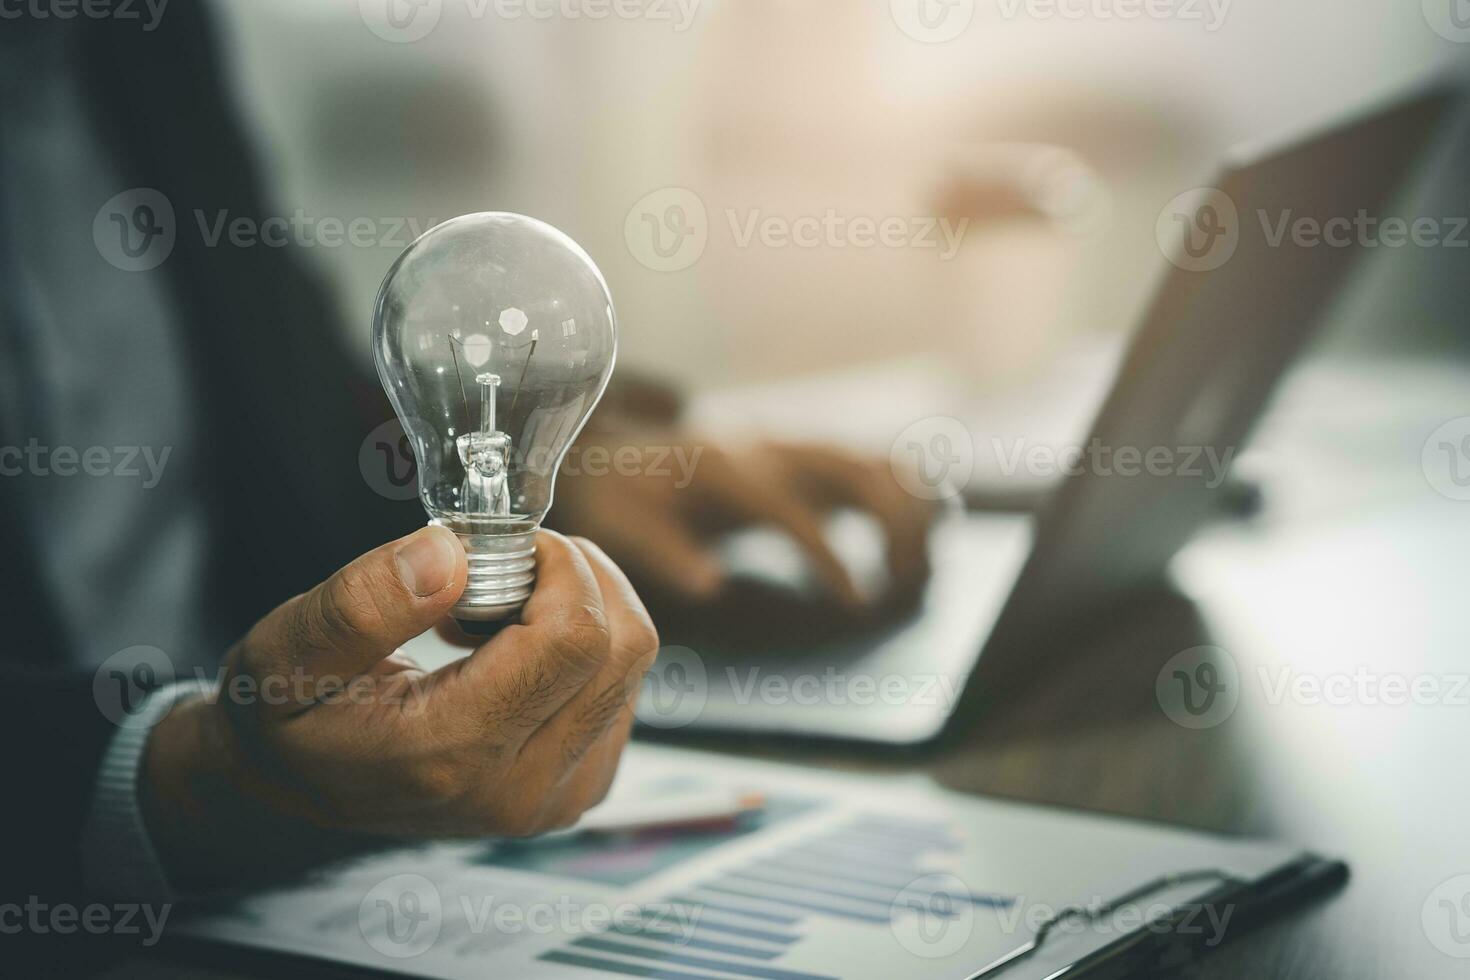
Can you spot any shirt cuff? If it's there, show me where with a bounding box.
[83,679,214,902]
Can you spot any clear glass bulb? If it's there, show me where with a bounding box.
[374,213,617,626]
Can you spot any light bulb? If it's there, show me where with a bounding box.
[374,213,617,628]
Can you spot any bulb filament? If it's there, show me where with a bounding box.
[457,371,512,517]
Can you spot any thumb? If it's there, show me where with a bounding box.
[241,525,466,696]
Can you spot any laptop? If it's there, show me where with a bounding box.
[647,80,1459,745]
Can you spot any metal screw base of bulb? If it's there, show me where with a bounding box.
[431,520,537,624]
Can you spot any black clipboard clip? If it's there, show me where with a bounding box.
[963,856,1348,979]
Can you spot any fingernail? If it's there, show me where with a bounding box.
[396,527,458,597]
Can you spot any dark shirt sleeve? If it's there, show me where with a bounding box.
[0,662,118,903]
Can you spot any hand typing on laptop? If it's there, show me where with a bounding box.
[137,528,658,893]
[552,431,938,617]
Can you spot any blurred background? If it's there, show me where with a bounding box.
[213,0,1468,389]
[200,0,1470,543]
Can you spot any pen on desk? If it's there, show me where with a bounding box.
[572,790,767,837]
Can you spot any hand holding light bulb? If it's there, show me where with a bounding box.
[136,215,654,890]
[140,527,659,891]
[374,213,617,630]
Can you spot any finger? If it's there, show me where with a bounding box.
[564,670,640,818]
[591,498,725,602]
[521,537,659,783]
[512,540,655,832]
[547,705,638,830]
[701,452,863,606]
[877,489,937,590]
[438,530,611,746]
[785,447,935,588]
[569,537,660,668]
[239,525,465,702]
